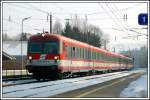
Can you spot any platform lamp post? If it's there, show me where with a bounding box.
[21,17,31,78]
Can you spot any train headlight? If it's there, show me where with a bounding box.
[29,56,32,60]
[42,33,45,37]
[54,56,59,60]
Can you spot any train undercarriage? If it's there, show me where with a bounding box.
[26,65,132,81]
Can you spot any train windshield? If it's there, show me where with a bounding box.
[28,41,59,54]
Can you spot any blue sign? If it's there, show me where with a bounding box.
[138,13,148,25]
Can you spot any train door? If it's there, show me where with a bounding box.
[63,42,71,73]
[88,47,91,72]
[70,45,75,72]
[91,49,94,73]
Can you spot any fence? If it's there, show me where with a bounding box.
[2,59,31,79]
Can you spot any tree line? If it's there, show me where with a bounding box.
[120,46,148,68]
[61,21,103,47]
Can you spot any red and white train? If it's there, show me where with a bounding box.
[26,33,133,80]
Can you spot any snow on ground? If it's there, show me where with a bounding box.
[3,41,27,55]
[120,73,148,98]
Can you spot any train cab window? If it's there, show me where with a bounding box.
[28,41,59,54]
[43,42,59,54]
[28,42,42,53]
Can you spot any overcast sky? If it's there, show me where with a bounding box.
[2,1,149,52]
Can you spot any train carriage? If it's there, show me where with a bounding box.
[26,32,133,80]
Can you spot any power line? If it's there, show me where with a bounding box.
[106,3,129,35]
[109,3,148,37]
[111,3,131,31]
[88,3,144,16]
[112,28,148,36]
[3,18,43,32]
[99,3,126,33]
[27,3,48,14]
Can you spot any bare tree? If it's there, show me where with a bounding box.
[53,20,63,34]
[3,33,9,41]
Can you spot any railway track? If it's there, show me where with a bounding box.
[2,71,116,87]
[2,70,126,87]
[2,78,36,87]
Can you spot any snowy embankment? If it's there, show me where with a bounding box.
[120,73,148,97]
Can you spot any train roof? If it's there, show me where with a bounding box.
[29,33,132,60]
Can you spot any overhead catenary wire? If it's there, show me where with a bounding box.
[99,3,126,33]
[105,3,132,38]
[6,3,144,20]
[111,3,148,37]
[4,3,148,37]
[87,3,144,16]
[3,18,43,32]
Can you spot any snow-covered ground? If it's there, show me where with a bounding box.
[3,70,146,98]
[3,41,27,55]
[120,73,148,98]
[3,71,132,97]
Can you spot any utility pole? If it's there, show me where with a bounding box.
[75,14,78,27]
[47,13,52,33]
[21,17,30,77]
[85,14,88,43]
[50,13,52,33]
